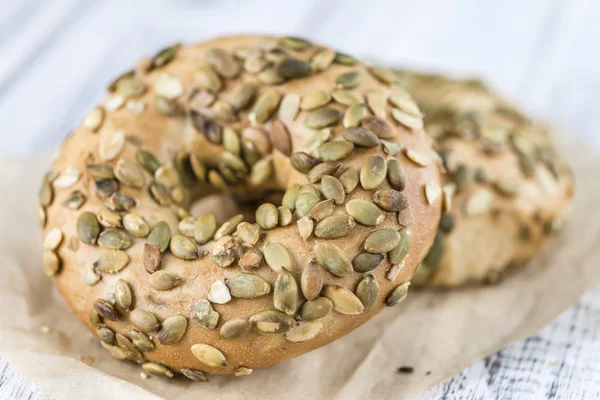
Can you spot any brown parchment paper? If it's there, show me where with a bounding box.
[0,132,598,400]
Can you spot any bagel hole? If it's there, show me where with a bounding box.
[189,191,285,225]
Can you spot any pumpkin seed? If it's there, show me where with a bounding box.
[374,189,409,211]
[295,188,321,217]
[356,273,378,312]
[230,83,257,111]
[90,310,102,329]
[155,165,180,188]
[368,66,397,85]
[212,235,242,267]
[93,299,118,321]
[36,204,46,228]
[239,248,263,270]
[148,270,180,291]
[107,192,136,211]
[62,190,85,210]
[274,206,292,227]
[95,179,119,199]
[364,90,386,118]
[114,159,146,189]
[190,110,223,144]
[43,250,60,276]
[387,282,410,306]
[149,43,179,70]
[77,212,100,245]
[335,71,361,88]
[306,161,340,183]
[308,199,334,221]
[465,189,494,215]
[338,167,359,193]
[274,270,299,315]
[256,203,279,230]
[323,285,364,315]
[155,73,183,99]
[290,152,319,174]
[316,141,354,162]
[334,52,358,65]
[221,129,241,158]
[360,155,387,190]
[314,214,355,239]
[314,242,352,277]
[215,214,244,240]
[191,343,228,367]
[389,90,421,116]
[297,216,314,241]
[97,327,115,344]
[38,172,54,206]
[389,230,412,264]
[320,175,345,204]
[136,150,160,174]
[83,107,104,132]
[311,48,336,71]
[301,129,331,154]
[266,121,291,156]
[381,139,402,156]
[244,55,268,73]
[170,235,199,260]
[439,212,455,233]
[143,244,162,273]
[195,66,222,92]
[104,95,124,111]
[175,152,197,186]
[304,106,341,129]
[191,300,220,329]
[81,263,101,285]
[301,90,331,110]
[193,213,217,244]
[249,90,281,124]
[342,127,380,147]
[263,242,293,273]
[352,252,384,273]
[236,222,260,247]
[282,36,311,50]
[495,179,519,197]
[282,184,301,211]
[258,67,285,85]
[285,321,323,343]
[220,318,252,340]
[298,258,322,300]
[100,341,127,360]
[361,116,395,139]
[114,279,132,311]
[148,221,171,253]
[44,229,63,250]
[332,89,362,106]
[424,234,445,267]
[53,168,81,188]
[386,261,404,281]
[299,297,332,321]
[116,333,144,363]
[123,213,150,237]
[278,93,301,122]
[275,57,312,79]
[206,48,240,78]
[226,273,271,298]
[397,207,415,227]
[250,310,296,335]
[178,216,197,238]
[142,363,173,378]
[180,368,209,382]
[93,250,129,273]
[157,315,187,345]
[425,181,442,205]
[405,147,432,167]
[97,210,122,230]
[345,199,384,226]
[364,229,401,253]
[249,156,273,186]
[99,131,125,161]
[208,280,232,304]
[343,103,369,128]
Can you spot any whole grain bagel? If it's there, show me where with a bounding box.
[396,71,574,287]
[38,35,442,379]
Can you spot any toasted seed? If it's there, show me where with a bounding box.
[39,173,54,206]
[93,250,129,273]
[374,189,409,211]
[282,184,301,211]
[180,368,209,382]
[77,212,100,245]
[424,234,445,267]
[308,199,334,221]
[193,213,217,245]
[345,199,384,226]
[123,213,150,237]
[97,229,131,250]
[136,150,160,174]
[381,139,402,156]
[62,190,85,210]
[226,273,271,299]
[278,93,301,123]
[361,116,395,139]
[405,147,432,167]
[425,181,442,205]
[230,83,257,111]
[311,48,336,71]
[360,156,387,190]
[142,363,173,378]
[343,103,369,128]
[335,71,361,88]
[314,214,355,239]
[239,249,263,271]
[195,66,222,92]
[365,90,386,118]
[53,168,81,188]
[332,89,362,106]
[290,152,319,174]
[295,189,321,218]
[299,297,332,321]
[368,66,398,85]
[191,300,220,329]
[43,250,60,276]
[356,273,379,312]
[294,216,313,241]
[320,176,345,204]
[107,192,136,212]
[191,343,227,367]
[316,140,354,161]
[249,90,281,124]
[495,179,519,197]
[95,178,119,199]
[93,299,118,321]
[465,189,494,215]
[129,309,159,333]
[236,222,260,247]
[304,107,341,129]
[257,67,285,85]
[114,159,146,189]
[273,270,298,316]
[301,90,331,110]
[114,279,132,311]
[398,207,415,227]
[306,161,340,183]
[389,90,421,116]
[141,243,161,273]
[263,242,293,273]
[206,47,240,78]
[157,315,187,345]
[148,221,171,253]
[220,318,252,340]
[342,127,380,147]
[387,159,406,191]
[81,263,101,285]
[116,332,144,363]
[100,341,127,360]
[301,129,331,154]
[323,285,364,315]
[178,216,198,238]
[314,242,352,277]
[352,252,384,272]
[215,214,244,240]
[387,282,410,306]
[364,229,401,253]
[170,235,199,260]
[275,57,312,79]
[97,327,115,344]
[389,230,412,264]
[256,203,279,230]
[36,204,46,228]
[250,310,296,335]
[99,131,126,161]
[83,107,105,131]
[285,321,323,343]
[44,229,63,250]
[213,236,243,267]
[299,258,322,300]
[338,167,359,193]
[148,270,180,291]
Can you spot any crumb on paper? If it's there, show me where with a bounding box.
[426,371,431,375]
[397,366,414,374]
[140,372,150,380]
[40,326,50,333]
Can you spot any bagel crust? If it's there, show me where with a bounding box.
[396,72,575,287]
[38,35,441,378]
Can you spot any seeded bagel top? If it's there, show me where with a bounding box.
[39,35,441,378]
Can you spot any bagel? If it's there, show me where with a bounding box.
[37,35,442,378]
[395,71,574,287]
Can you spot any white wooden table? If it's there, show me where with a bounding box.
[1,0,599,398]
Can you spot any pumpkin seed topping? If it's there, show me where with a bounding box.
[256,203,279,230]
[191,300,220,329]
[99,131,126,161]
[301,129,331,154]
[389,230,412,264]
[53,168,81,188]
[170,235,199,260]
[301,90,331,110]
[44,229,63,250]
[98,229,131,250]
[466,189,494,215]
[425,181,442,205]
[191,343,228,367]
[343,103,369,128]
[181,368,209,382]
[81,263,101,285]
[314,242,352,277]
[194,213,217,244]
[345,199,384,226]
[365,90,387,118]
[387,159,406,191]
[220,318,252,340]
[212,235,243,267]
[356,273,379,312]
[374,189,409,211]
[226,273,271,298]
[306,161,341,183]
[250,310,296,335]
[297,216,314,241]
[285,321,323,343]
[263,242,293,273]
[274,270,299,315]
[282,184,301,211]
[405,147,432,167]
[208,280,232,304]
[148,221,171,253]
[77,212,101,245]
[299,296,333,321]
[97,327,115,344]
[323,285,364,315]
[332,89,363,106]
[361,116,395,139]
[398,207,415,227]
[93,299,118,321]
[387,282,410,306]
[364,229,401,253]
[279,93,301,122]
[83,107,105,132]
[352,252,384,273]
[93,249,129,273]
[338,167,359,193]
[249,90,281,124]
[123,213,150,237]
[304,106,341,129]
[148,270,181,291]
[236,222,260,247]
[321,175,345,205]
[239,248,263,271]
[360,155,387,190]
[386,261,405,281]
[206,48,240,78]
[495,179,519,197]
[142,363,174,378]
[311,48,336,71]
[215,214,244,240]
[308,199,334,221]
[43,250,60,276]
[342,127,380,147]
[295,188,321,217]
[314,214,355,239]
[114,279,132,311]
[157,315,187,345]
[335,71,361,88]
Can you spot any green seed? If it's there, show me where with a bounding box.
[215,214,244,240]
[361,116,395,139]
[231,83,257,111]
[356,273,379,312]
[365,90,386,118]
[212,236,243,267]
[320,175,345,204]
[364,229,401,253]
[129,309,159,333]
[158,315,187,345]
[129,330,155,352]
[495,179,519,197]
[226,273,271,298]
[191,300,220,329]
[257,67,285,85]
[387,159,405,191]
[250,157,274,186]
[136,150,160,174]
[149,181,172,206]
[343,103,369,128]
[368,66,398,85]
[142,362,174,378]
[300,129,331,154]
[148,270,181,290]
[236,222,260,246]
[269,121,292,156]
[342,127,380,147]
[316,140,354,161]
[97,327,116,344]
[122,213,150,237]
[114,279,132,311]
[360,156,387,190]
[295,187,321,218]
[323,285,364,315]
[77,212,100,245]
[148,221,171,253]
[314,242,352,277]
[304,106,341,129]
[93,250,129,273]
[93,299,118,321]
[301,90,331,110]
[334,53,358,65]
[180,369,209,382]
[114,159,146,189]
[239,249,263,271]
[291,152,320,174]
[308,199,334,221]
[275,57,312,79]
[314,214,355,239]
[256,203,279,230]
[297,216,314,241]
[338,167,359,193]
[263,242,293,273]
[191,343,227,367]
[374,189,409,212]
[100,341,127,360]
[282,36,312,50]
[63,190,86,210]
[299,297,333,321]
[386,282,410,306]
[196,66,222,92]
[115,332,144,363]
[381,139,402,156]
[285,320,323,343]
[345,199,384,226]
[249,90,281,124]
[274,270,299,315]
[149,43,179,70]
[43,250,60,276]
[301,259,324,300]
[170,235,199,260]
[389,229,412,264]
[282,184,301,211]
[107,192,136,212]
[398,206,415,227]
[311,48,336,71]
[306,161,341,184]
[220,318,252,340]
[335,71,361,88]
[221,152,248,173]
[424,234,445,267]
[250,310,296,335]
[206,47,240,78]
[194,213,217,244]
[352,252,384,272]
